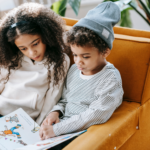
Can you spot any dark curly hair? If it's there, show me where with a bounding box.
[0,2,69,87]
[63,26,109,54]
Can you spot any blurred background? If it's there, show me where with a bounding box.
[0,0,149,31]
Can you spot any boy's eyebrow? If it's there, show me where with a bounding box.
[18,38,40,47]
[72,53,90,55]
[82,53,90,55]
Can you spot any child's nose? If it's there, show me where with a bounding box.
[76,57,82,64]
[29,49,37,56]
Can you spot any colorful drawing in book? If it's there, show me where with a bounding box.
[5,114,19,123]
[17,140,27,146]
[31,126,40,133]
[37,142,54,146]
[0,124,22,139]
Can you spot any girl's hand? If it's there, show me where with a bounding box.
[39,125,55,140]
[42,111,60,126]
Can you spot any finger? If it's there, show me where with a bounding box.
[42,120,47,126]
[48,119,53,125]
[45,136,50,140]
[42,131,48,140]
[55,118,60,124]
[39,128,43,139]
[41,134,45,140]
[44,119,48,125]
[42,119,46,126]
[44,119,50,126]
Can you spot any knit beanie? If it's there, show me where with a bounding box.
[74,2,121,49]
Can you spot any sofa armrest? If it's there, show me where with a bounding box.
[63,101,140,150]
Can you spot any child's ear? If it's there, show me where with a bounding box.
[103,48,111,58]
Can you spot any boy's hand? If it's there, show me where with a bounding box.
[39,125,55,140]
[42,111,60,126]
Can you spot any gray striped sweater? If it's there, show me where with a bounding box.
[51,62,124,136]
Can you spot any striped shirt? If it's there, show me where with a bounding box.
[51,62,124,136]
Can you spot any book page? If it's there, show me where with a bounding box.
[0,108,40,150]
[0,108,86,150]
[15,130,86,150]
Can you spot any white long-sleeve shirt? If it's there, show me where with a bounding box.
[0,54,70,125]
[51,62,124,136]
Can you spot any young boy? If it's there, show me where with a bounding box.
[39,1,123,149]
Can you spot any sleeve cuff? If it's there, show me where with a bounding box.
[46,105,65,117]
[53,123,63,136]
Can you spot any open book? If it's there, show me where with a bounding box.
[0,108,86,150]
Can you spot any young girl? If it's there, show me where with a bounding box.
[0,2,70,125]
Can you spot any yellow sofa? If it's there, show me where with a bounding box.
[62,17,150,150]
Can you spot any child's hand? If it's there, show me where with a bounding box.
[39,125,55,140]
[42,111,60,126]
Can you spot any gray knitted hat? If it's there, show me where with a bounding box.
[74,2,121,49]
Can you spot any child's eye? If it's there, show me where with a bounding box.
[20,48,27,51]
[72,54,77,57]
[33,41,39,46]
[83,56,90,59]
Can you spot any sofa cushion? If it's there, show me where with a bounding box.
[107,35,150,103]
[114,26,150,39]
[119,100,150,150]
[63,101,140,150]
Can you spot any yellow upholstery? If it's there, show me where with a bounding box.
[64,101,140,150]
[62,17,150,150]
[119,100,150,150]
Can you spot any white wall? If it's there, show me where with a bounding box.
[130,9,150,31]
[65,1,150,31]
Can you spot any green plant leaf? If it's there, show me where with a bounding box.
[146,0,150,9]
[59,8,67,16]
[137,0,150,17]
[68,0,81,16]
[120,8,132,27]
[103,0,116,2]
[59,0,68,14]
[129,2,150,25]
[103,0,150,26]
[50,1,61,14]
[148,0,150,8]
[50,0,67,16]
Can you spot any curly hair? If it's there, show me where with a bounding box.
[63,26,109,54]
[0,2,69,86]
